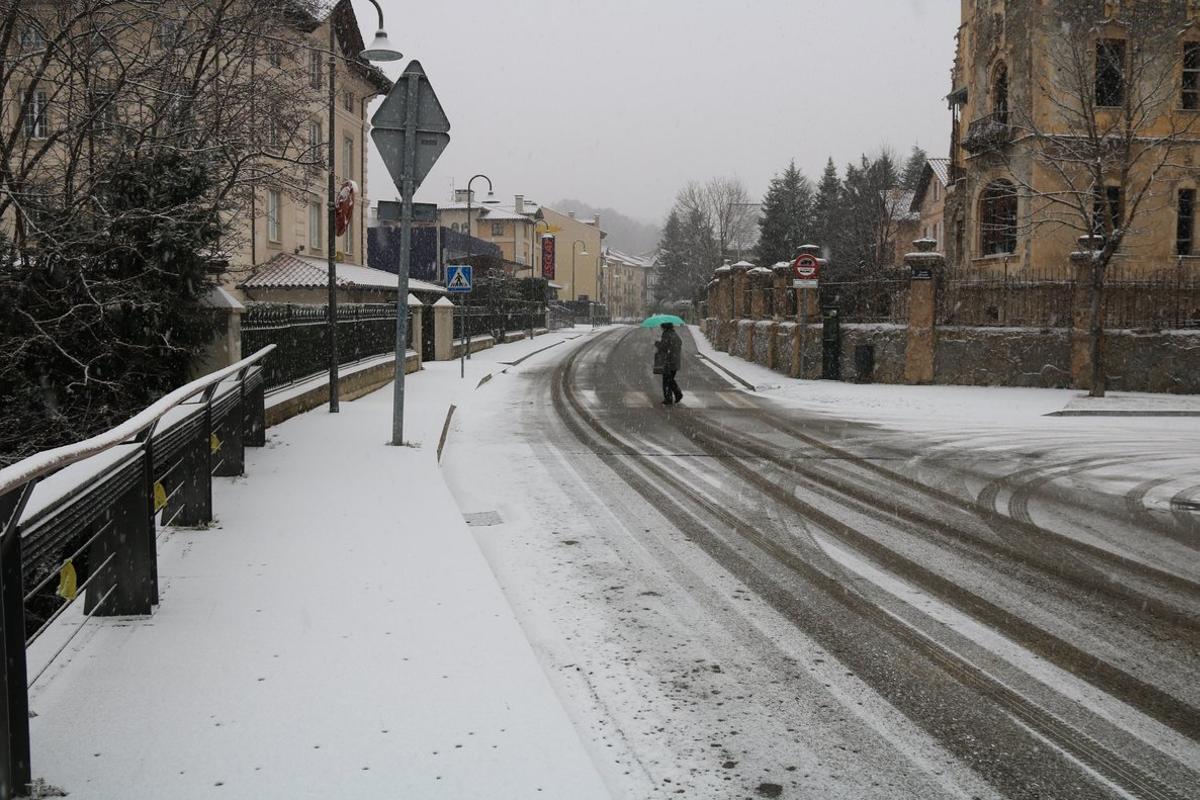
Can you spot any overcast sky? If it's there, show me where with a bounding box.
[357,0,960,225]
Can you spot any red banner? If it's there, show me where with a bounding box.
[541,235,556,281]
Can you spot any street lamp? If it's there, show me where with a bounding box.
[571,239,588,322]
[461,174,493,366]
[326,0,402,413]
[531,218,552,338]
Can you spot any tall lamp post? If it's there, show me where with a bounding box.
[532,218,551,338]
[326,0,402,413]
[461,174,493,365]
[571,240,588,320]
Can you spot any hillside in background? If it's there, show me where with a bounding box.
[550,199,661,256]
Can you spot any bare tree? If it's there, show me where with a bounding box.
[675,176,757,262]
[0,0,337,463]
[995,3,1197,396]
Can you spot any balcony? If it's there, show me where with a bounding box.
[962,112,1013,154]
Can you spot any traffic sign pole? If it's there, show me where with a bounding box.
[372,61,452,446]
[391,69,420,446]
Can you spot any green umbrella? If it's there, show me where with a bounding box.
[640,314,686,328]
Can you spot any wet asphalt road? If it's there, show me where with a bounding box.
[452,325,1200,800]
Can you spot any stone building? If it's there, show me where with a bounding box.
[944,0,1200,273]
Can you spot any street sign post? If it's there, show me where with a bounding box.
[371,61,451,446]
[445,265,473,378]
[791,254,822,378]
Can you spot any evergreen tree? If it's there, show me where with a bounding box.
[755,160,813,267]
[901,145,929,191]
[654,209,688,303]
[811,158,842,259]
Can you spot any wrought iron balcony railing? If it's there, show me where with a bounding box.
[962,111,1013,153]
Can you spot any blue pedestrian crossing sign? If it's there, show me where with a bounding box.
[446,265,473,293]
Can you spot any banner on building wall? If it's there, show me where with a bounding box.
[541,235,556,280]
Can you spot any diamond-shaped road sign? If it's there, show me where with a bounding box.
[371,60,450,197]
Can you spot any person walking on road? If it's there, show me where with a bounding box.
[659,322,683,405]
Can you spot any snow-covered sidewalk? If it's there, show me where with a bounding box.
[27,329,610,799]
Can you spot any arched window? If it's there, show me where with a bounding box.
[992,61,1009,124]
[979,181,1018,256]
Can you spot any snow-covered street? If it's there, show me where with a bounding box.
[445,325,1200,799]
[24,325,1200,799]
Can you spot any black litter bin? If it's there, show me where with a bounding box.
[853,344,875,384]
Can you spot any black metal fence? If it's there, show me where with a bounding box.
[242,303,405,391]
[452,301,545,341]
[0,347,274,799]
[821,277,911,324]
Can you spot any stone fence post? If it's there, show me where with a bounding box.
[749,266,771,319]
[904,239,944,385]
[772,262,791,318]
[1070,235,1105,391]
[731,261,750,319]
[407,294,424,370]
[433,297,455,361]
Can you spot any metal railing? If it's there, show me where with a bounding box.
[452,301,544,342]
[241,303,403,391]
[962,111,1013,153]
[0,346,274,799]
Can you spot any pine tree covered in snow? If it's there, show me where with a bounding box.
[755,160,813,267]
[900,145,929,191]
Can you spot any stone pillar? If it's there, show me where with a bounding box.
[731,261,749,319]
[713,264,733,350]
[407,294,424,370]
[433,297,455,361]
[772,263,791,319]
[1070,235,1105,391]
[904,239,944,385]
[749,268,768,319]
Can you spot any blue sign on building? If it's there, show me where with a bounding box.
[446,265,473,293]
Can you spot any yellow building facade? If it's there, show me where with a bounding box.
[945,0,1200,275]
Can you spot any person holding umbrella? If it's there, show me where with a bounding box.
[644,314,685,405]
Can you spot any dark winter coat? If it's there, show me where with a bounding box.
[660,328,682,372]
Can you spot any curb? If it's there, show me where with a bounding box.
[437,404,457,462]
[1046,410,1200,417]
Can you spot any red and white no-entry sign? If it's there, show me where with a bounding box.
[792,254,820,280]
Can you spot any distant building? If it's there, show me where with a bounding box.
[881,188,921,268]
[601,247,655,321]
[911,158,950,250]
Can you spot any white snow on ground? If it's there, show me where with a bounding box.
[27,329,609,800]
[691,327,1200,504]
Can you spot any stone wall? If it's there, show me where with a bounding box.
[934,327,1071,388]
[841,324,907,384]
[1104,330,1200,394]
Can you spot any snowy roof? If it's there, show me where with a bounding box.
[928,158,950,187]
[881,189,919,222]
[201,286,245,311]
[439,201,537,222]
[910,159,952,212]
[239,253,446,294]
[603,247,655,269]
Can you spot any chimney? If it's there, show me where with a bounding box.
[515,194,525,214]
[454,188,473,204]
[592,213,600,228]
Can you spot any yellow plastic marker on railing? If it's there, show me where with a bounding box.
[57,560,78,601]
[210,433,222,454]
[153,481,168,512]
